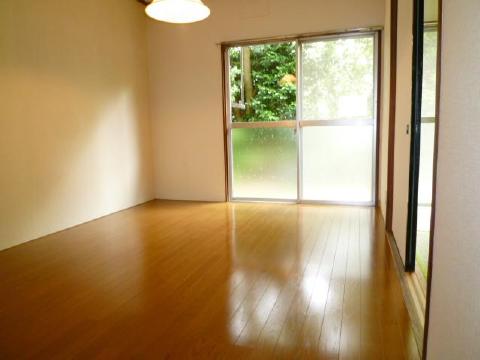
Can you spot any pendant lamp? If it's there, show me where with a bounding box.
[145,0,210,24]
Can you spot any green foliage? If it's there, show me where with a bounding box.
[230,42,297,122]
[229,38,374,123]
[302,37,374,120]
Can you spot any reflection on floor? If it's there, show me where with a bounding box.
[0,201,419,358]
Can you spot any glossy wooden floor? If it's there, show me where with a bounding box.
[0,201,419,359]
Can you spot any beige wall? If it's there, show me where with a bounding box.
[0,0,155,250]
[427,0,480,358]
[391,0,413,262]
[147,0,386,201]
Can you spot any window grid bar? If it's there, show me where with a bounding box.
[230,119,374,129]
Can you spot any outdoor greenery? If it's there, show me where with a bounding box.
[229,43,298,198]
[229,38,374,123]
[302,37,374,120]
[229,42,297,122]
[229,38,375,200]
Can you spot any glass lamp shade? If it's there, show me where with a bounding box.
[145,0,210,23]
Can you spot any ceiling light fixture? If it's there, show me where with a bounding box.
[145,0,210,24]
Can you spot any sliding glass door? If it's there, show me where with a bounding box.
[300,35,376,203]
[227,42,298,200]
[414,25,437,280]
[404,0,440,281]
[225,32,378,204]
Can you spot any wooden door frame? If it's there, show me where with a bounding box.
[405,0,425,272]
[385,0,398,232]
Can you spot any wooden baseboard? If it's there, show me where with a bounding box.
[379,210,425,357]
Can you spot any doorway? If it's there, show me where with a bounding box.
[223,31,379,205]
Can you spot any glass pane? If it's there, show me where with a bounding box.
[232,128,297,199]
[418,123,435,207]
[302,126,373,202]
[421,30,438,118]
[229,42,297,122]
[301,36,374,121]
[416,22,438,281]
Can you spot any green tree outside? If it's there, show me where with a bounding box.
[229,42,297,122]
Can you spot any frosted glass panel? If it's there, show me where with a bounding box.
[418,123,435,205]
[421,30,438,118]
[302,36,374,120]
[232,128,297,199]
[302,126,373,202]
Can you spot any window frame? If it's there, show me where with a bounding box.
[222,29,381,205]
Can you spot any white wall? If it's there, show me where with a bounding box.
[427,0,480,358]
[0,0,155,250]
[147,0,386,201]
[391,0,413,262]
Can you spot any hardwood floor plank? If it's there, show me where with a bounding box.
[317,208,350,358]
[339,208,362,359]
[0,201,419,359]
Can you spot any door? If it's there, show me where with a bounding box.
[299,34,378,204]
[405,0,440,282]
[226,42,298,201]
